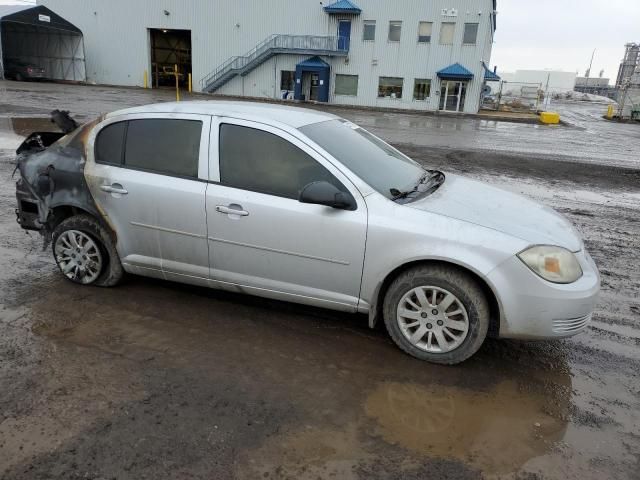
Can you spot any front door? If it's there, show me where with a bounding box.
[86,113,211,285]
[338,20,351,50]
[206,118,368,310]
[439,81,468,112]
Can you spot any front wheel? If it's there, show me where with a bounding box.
[383,264,489,364]
[51,214,124,287]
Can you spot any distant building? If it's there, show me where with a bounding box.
[616,43,640,88]
[574,76,613,96]
[575,77,609,88]
[36,0,500,114]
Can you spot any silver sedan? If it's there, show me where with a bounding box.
[15,102,600,364]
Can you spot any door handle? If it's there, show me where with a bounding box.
[100,184,128,195]
[216,205,249,216]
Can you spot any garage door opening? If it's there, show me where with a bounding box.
[0,5,85,82]
[149,28,191,88]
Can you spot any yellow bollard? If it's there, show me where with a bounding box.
[188,73,192,93]
[174,64,180,102]
[606,104,614,119]
[143,70,148,89]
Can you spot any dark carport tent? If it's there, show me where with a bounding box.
[0,5,85,81]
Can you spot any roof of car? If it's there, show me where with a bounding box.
[107,101,339,128]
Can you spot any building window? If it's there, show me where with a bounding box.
[418,22,432,43]
[378,77,403,99]
[463,23,479,44]
[363,20,376,41]
[388,21,402,42]
[439,22,455,44]
[280,71,295,91]
[413,79,431,100]
[335,74,358,96]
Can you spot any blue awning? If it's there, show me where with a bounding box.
[323,0,362,14]
[483,62,501,81]
[437,63,474,80]
[296,56,330,69]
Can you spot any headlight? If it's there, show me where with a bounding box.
[517,246,583,284]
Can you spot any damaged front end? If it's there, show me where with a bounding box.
[15,111,102,245]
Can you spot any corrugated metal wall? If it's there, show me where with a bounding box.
[37,0,495,113]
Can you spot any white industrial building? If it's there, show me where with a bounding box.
[35,0,499,114]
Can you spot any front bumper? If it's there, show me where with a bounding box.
[487,249,600,339]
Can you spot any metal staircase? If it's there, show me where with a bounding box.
[200,34,348,93]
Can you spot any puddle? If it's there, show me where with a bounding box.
[364,380,569,475]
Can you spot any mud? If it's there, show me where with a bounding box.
[0,81,639,479]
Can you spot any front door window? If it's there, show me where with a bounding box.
[439,81,468,112]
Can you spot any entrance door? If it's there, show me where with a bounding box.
[338,20,351,50]
[309,73,320,101]
[439,81,468,112]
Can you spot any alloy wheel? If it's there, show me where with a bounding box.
[396,286,469,353]
[54,230,103,284]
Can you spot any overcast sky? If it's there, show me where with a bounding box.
[492,0,639,80]
[2,0,638,82]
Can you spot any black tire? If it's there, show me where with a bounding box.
[14,73,23,82]
[51,214,124,287]
[383,264,489,365]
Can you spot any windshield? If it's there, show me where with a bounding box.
[299,119,425,199]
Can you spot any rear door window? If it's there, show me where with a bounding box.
[124,119,202,178]
[95,121,126,165]
[218,123,346,199]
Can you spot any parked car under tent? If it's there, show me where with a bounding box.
[0,5,85,82]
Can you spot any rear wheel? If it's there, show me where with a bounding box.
[383,264,489,364]
[51,214,124,287]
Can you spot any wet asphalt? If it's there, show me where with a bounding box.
[0,81,639,479]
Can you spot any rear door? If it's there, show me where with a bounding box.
[206,117,368,310]
[85,113,211,285]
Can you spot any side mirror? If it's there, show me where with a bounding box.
[299,181,356,210]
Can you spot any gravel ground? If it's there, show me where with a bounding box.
[0,81,639,480]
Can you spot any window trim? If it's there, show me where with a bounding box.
[334,73,359,96]
[462,22,479,45]
[362,20,376,41]
[89,112,211,181]
[280,70,295,91]
[417,21,433,44]
[413,78,432,101]
[378,76,404,99]
[388,20,402,42]
[439,21,456,45]
[211,116,363,208]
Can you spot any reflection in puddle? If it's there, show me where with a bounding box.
[365,380,569,474]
